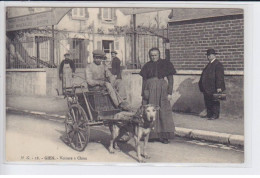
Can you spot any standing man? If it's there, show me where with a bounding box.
[59,53,76,94]
[111,50,122,80]
[199,48,226,120]
[111,50,127,101]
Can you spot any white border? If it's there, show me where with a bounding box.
[1,1,259,175]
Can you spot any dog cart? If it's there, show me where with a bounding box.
[62,82,131,151]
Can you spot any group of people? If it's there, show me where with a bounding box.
[59,50,130,111]
[59,47,225,144]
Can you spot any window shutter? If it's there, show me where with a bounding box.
[98,8,102,20]
[85,8,89,18]
[79,8,84,17]
[115,41,119,50]
[113,8,117,21]
[73,8,77,16]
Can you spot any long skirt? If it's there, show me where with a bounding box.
[142,78,175,139]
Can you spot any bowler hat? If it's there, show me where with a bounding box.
[206,48,218,55]
[93,50,105,57]
[111,50,118,54]
[64,53,70,56]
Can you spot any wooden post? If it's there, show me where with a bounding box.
[36,38,39,68]
[51,25,55,66]
[157,11,159,48]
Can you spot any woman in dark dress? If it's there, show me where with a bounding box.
[140,47,176,144]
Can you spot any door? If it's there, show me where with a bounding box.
[102,40,114,61]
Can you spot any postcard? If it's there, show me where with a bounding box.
[5,3,245,164]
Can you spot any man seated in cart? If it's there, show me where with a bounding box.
[85,49,132,111]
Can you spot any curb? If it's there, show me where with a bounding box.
[6,107,244,146]
[175,127,244,146]
[6,107,65,123]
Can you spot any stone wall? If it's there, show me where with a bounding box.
[6,68,243,119]
[121,70,244,120]
[6,69,47,96]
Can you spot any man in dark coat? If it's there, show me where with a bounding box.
[110,50,127,101]
[111,50,122,79]
[199,48,226,120]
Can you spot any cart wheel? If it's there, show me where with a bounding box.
[65,104,90,151]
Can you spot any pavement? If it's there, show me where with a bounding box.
[5,95,244,146]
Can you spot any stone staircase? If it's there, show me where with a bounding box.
[6,35,56,69]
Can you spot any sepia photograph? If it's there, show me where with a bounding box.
[4,4,245,164]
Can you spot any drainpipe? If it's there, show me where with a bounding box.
[92,21,95,63]
[133,13,136,69]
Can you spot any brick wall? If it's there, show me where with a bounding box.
[168,14,244,71]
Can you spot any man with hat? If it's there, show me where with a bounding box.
[111,50,122,79]
[59,52,76,94]
[85,49,131,111]
[110,50,128,101]
[199,48,226,120]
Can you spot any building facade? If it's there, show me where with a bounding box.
[6,7,131,69]
[6,7,131,96]
[6,7,245,119]
[167,8,244,119]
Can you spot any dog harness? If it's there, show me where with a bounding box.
[132,113,154,129]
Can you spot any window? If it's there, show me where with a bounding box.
[70,38,86,68]
[102,8,113,22]
[72,8,85,19]
[35,36,50,63]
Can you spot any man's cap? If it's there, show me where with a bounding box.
[93,50,106,57]
[206,48,218,55]
[64,53,70,56]
[111,50,118,54]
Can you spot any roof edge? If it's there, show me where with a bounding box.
[168,13,243,23]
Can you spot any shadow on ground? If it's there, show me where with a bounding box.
[56,127,139,162]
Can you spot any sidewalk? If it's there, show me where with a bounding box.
[6,95,244,146]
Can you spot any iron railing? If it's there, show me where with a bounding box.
[6,29,168,69]
[125,29,168,69]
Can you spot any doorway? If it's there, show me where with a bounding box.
[102,40,114,61]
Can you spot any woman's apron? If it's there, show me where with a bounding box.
[62,63,73,91]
